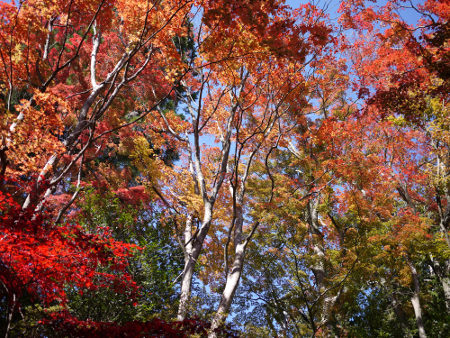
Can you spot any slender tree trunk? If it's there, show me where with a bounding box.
[391,291,410,334]
[177,202,214,320]
[4,293,16,338]
[442,272,450,312]
[437,260,450,312]
[177,258,195,321]
[209,242,246,337]
[407,259,427,338]
[439,219,450,251]
[429,255,450,312]
[438,215,450,311]
[209,205,246,337]
[178,214,194,321]
[438,193,450,310]
[308,196,334,331]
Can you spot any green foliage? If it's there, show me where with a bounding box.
[69,190,184,323]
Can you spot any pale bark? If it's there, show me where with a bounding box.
[209,119,280,335]
[4,292,16,338]
[429,255,450,312]
[442,273,450,313]
[209,203,259,337]
[209,204,244,335]
[21,154,57,210]
[177,215,194,320]
[407,259,427,338]
[175,74,243,319]
[308,196,331,328]
[177,202,214,320]
[177,259,195,321]
[23,25,157,217]
[287,144,339,333]
[434,147,450,311]
[209,241,246,336]
[399,180,450,315]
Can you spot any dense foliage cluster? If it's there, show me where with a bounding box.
[0,0,448,337]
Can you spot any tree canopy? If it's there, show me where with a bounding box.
[0,0,448,337]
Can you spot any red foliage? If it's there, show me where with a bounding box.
[0,177,237,336]
[115,186,150,206]
[44,314,238,338]
[0,177,138,307]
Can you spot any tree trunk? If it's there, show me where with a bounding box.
[177,256,195,321]
[438,260,450,312]
[442,273,450,312]
[308,196,334,331]
[177,202,213,320]
[429,255,450,312]
[209,205,248,337]
[177,214,194,321]
[407,259,427,338]
[209,242,246,337]
[391,291,410,334]
[4,293,16,338]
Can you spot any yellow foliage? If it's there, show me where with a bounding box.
[128,136,161,185]
[5,91,67,176]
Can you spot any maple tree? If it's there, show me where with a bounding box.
[142,3,340,334]
[0,0,190,335]
[0,0,449,336]
[336,1,449,337]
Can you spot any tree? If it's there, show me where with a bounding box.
[139,3,338,334]
[337,0,449,336]
[0,180,138,337]
[0,0,191,334]
[1,0,448,336]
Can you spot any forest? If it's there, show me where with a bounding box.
[0,0,448,337]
